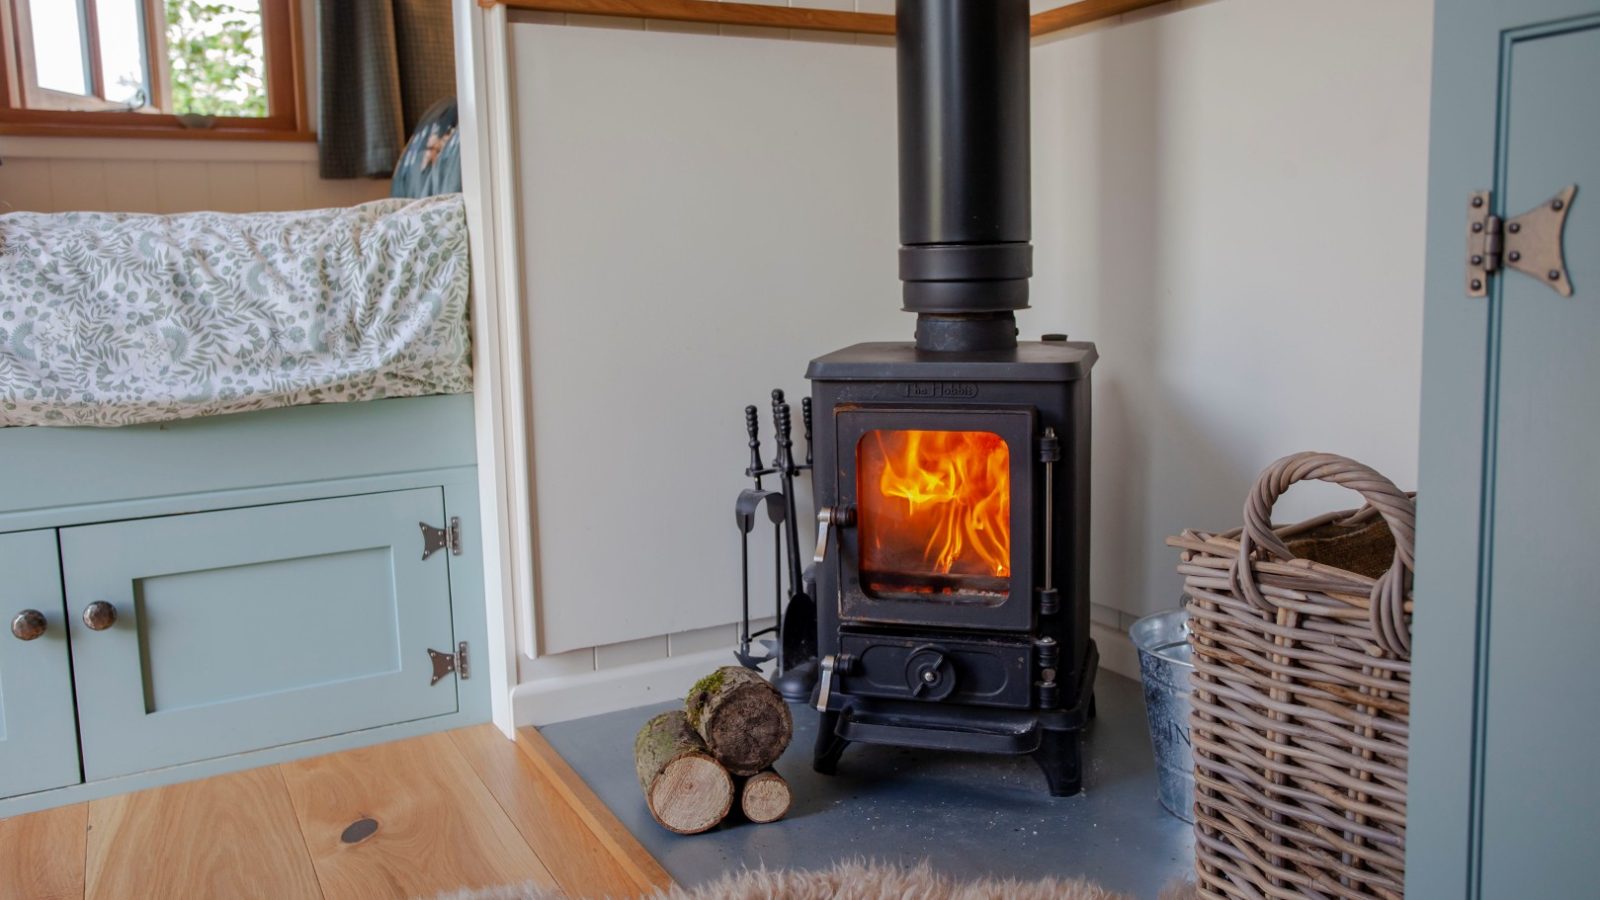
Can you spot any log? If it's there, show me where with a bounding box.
[633,710,734,835]
[685,666,794,776]
[739,769,792,824]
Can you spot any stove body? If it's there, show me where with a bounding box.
[807,342,1097,794]
[801,0,1099,795]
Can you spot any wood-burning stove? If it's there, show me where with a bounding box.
[800,0,1099,796]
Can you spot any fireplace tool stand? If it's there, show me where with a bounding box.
[733,391,819,687]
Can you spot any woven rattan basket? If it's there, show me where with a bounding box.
[1168,453,1415,900]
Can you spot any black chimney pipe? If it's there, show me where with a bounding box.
[898,0,1032,353]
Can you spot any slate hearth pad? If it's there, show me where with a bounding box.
[539,670,1194,897]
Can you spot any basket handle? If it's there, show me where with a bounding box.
[1227,452,1416,656]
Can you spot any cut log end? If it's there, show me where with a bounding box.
[687,666,794,776]
[649,754,734,835]
[635,710,735,835]
[740,769,792,824]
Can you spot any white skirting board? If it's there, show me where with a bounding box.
[1092,622,1141,683]
[513,647,733,726]
[512,631,1142,727]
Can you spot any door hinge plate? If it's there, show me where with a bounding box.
[1468,186,1576,298]
[428,641,470,686]
[419,517,463,561]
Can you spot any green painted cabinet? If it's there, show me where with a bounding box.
[61,489,462,781]
[0,530,82,798]
[1410,2,1600,896]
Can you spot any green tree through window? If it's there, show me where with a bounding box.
[165,0,268,118]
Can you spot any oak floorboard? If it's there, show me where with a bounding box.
[280,731,558,900]
[84,766,321,900]
[516,727,674,894]
[0,802,87,900]
[452,725,659,899]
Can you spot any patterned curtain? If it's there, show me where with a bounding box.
[317,0,456,180]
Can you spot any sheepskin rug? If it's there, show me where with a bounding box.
[440,859,1196,900]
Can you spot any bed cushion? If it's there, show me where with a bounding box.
[0,195,471,427]
[391,98,462,199]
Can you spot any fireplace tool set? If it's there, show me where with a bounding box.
[733,390,817,680]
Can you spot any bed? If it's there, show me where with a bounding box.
[0,194,471,427]
[0,191,488,815]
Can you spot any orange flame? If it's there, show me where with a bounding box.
[859,430,1011,580]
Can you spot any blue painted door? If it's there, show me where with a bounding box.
[0,530,81,798]
[1411,2,1600,896]
[61,489,459,780]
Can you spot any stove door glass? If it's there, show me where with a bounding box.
[857,429,1011,602]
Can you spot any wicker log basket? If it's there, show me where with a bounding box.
[1168,453,1416,900]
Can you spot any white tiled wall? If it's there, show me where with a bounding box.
[524,621,768,680]
[0,139,391,214]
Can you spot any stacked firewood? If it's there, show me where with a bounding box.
[633,667,794,835]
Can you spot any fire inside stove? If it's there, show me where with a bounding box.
[857,430,1012,602]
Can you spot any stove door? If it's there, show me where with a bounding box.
[832,406,1035,632]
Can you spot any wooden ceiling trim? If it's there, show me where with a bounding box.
[485,0,1171,38]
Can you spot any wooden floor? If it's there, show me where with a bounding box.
[0,727,673,900]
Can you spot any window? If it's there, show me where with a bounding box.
[0,0,306,139]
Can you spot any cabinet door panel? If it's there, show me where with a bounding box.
[0,530,81,798]
[63,490,458,780]
[1479,18,1600,898]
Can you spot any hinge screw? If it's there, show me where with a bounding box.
[1508,222,1522,234]
[1549,270,1562,281]
[1472,196,1485,208]
[1471,255,1484,266]
[1553,199,1565,211]
[1472,222,1484,233]
[1470,279,1484,291]
[1508,251,1522,263]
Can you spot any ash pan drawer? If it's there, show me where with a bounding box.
[838,631,1033,709]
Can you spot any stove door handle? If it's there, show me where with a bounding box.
[813,506,855,565]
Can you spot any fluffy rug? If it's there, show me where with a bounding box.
[439,859,1196,900]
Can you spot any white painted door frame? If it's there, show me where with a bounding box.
[453,0,539,735]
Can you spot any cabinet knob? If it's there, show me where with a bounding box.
[10,609,46,641]
[82,601,118,631]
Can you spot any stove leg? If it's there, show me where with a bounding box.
[813,711,849,775]
[1033,729,1083,797]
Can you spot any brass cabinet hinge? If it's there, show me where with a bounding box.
[428,641,469,686]
[419,517,463,561]
[1467,186,1576,298]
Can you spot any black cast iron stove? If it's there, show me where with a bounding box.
[804,0,1098,796]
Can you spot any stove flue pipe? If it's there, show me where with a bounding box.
[898,0,1032,353]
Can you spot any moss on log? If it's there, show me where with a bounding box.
[685,666,793,776]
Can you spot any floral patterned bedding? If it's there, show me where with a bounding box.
[0,195,471,427]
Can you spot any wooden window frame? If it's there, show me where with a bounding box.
[0,0,310,141]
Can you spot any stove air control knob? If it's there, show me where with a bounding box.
[906,646,957,702]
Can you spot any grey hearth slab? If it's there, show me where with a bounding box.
[539,670,1194,898]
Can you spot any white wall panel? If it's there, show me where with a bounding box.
[508,0,1433,667]
[512,21,900,653]
[1030,0,1432,620]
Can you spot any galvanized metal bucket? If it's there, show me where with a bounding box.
[1129,608,1195,823]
